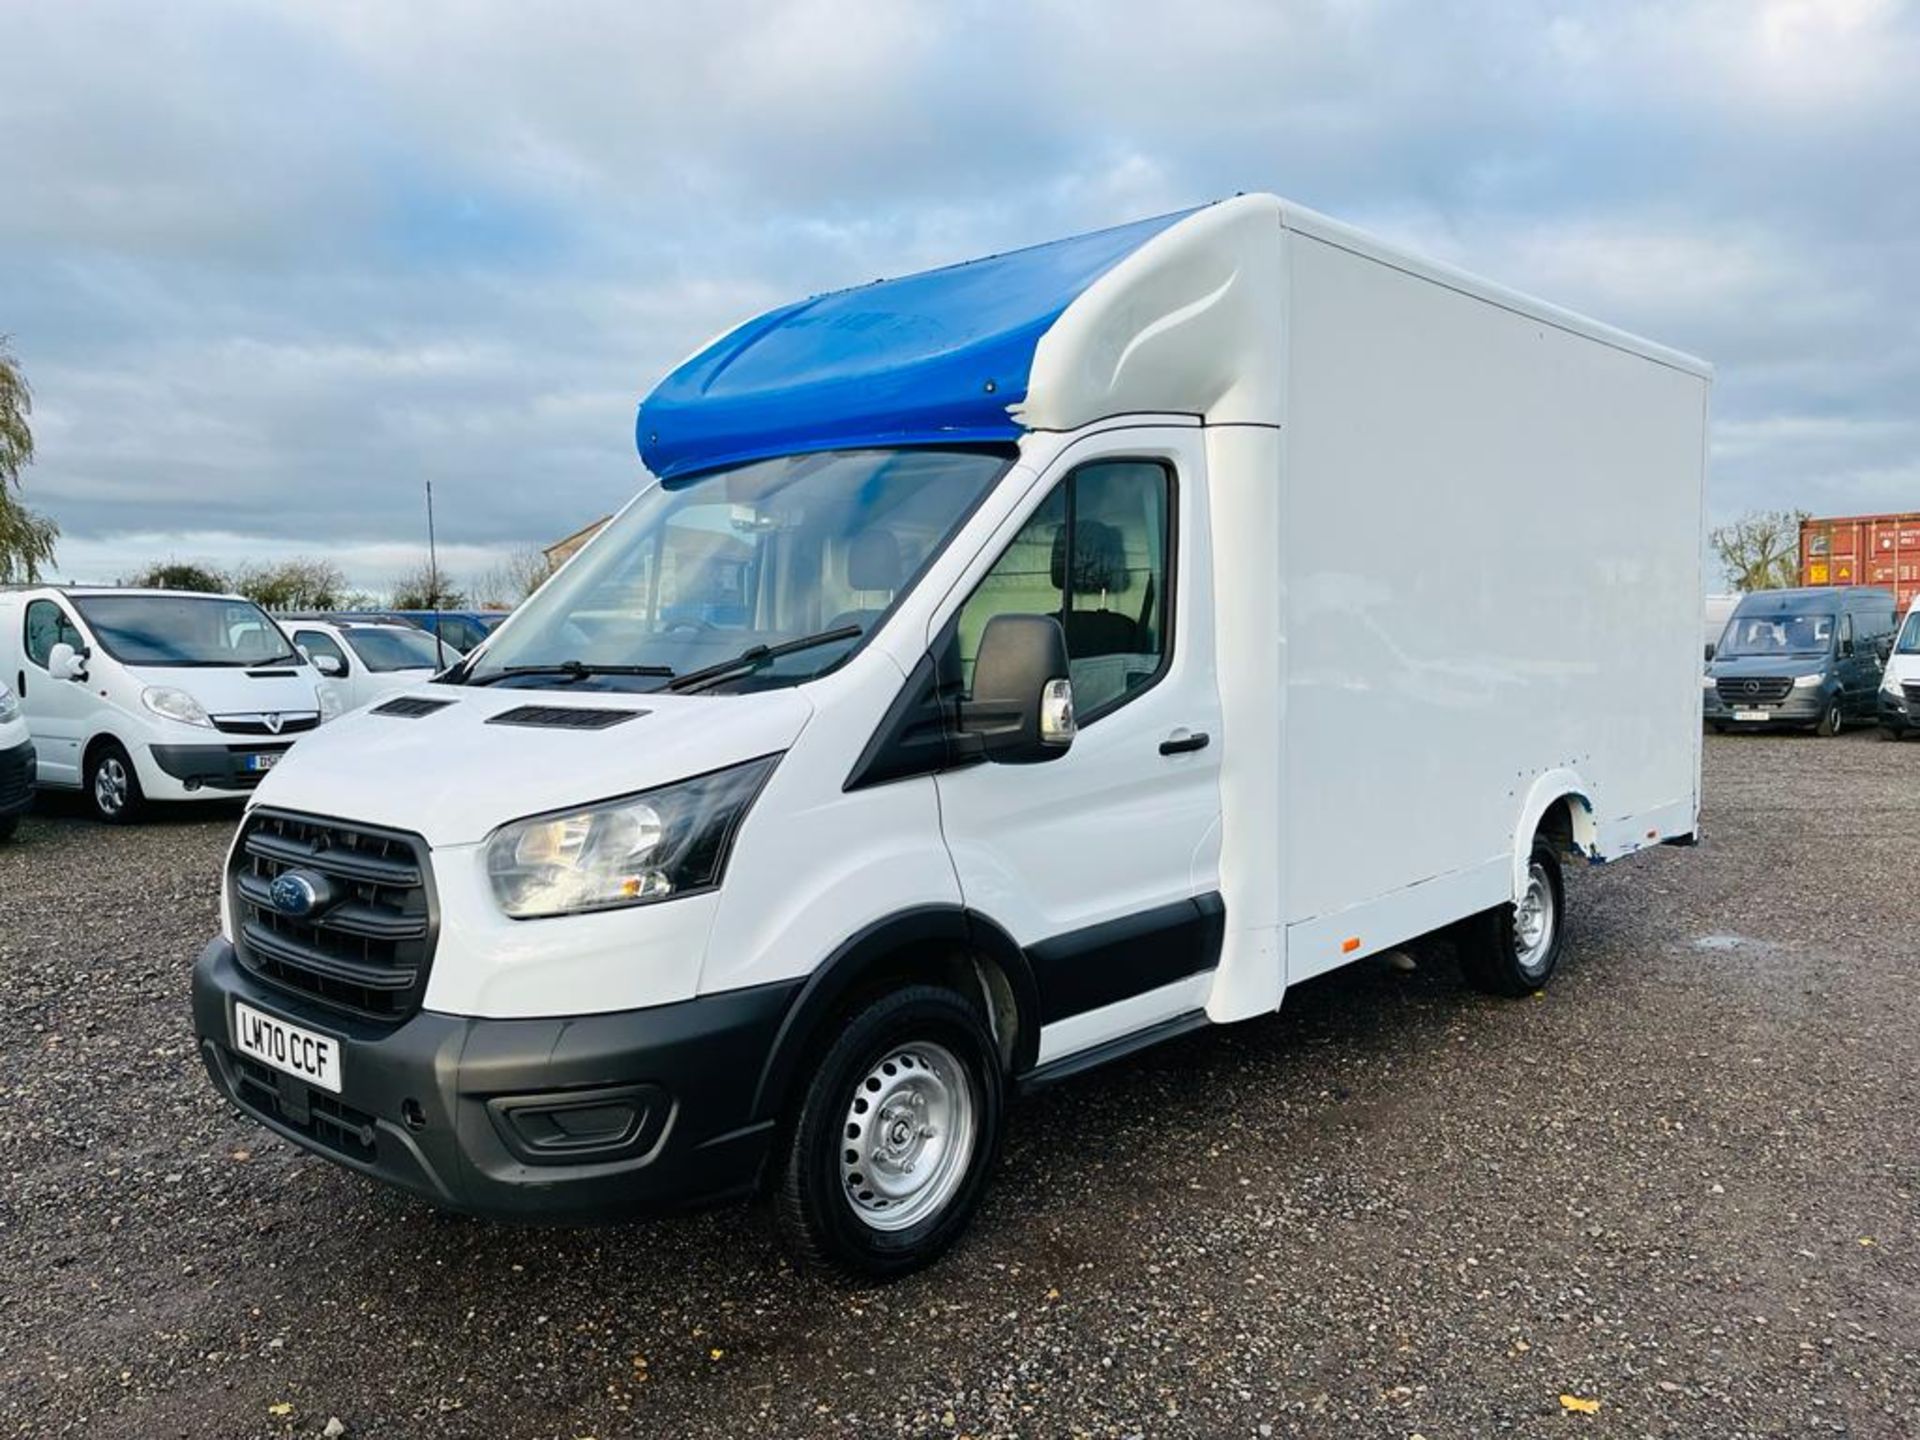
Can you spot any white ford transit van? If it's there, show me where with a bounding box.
[0,587,339,821]
[191,196,1711,1274]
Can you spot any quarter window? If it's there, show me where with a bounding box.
[24,599,83,669]
[954,459,1172,720]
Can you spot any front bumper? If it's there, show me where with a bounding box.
[191,938,802,1221]
[1702,686,1829,726]
[1879,689,1913,731]
[150,741,295,793]
[0,738,34,818]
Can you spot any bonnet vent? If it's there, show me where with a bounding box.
[486,705,645,730]
[371,696,455,719]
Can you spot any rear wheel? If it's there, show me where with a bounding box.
[1815,698,1843,737]
[1459,838,1566,997]
[772,984,1004,1278]
[86,741,143,824]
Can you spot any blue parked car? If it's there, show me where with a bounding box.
[385,610,507,654]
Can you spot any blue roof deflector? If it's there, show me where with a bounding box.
[637,206,1201,480]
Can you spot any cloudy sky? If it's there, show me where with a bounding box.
[3,0,1916,595]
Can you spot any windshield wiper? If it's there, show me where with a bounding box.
[666,625,864,694]
[468,660,677,687]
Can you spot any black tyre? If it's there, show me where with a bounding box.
[1815,698,1843,737]
[1881,724,1906,742]
[1458,838,1566,997]
[773,984,1004,1278]
[1710,722,1728,735]
[86,741,143,823]
[0,813,18,843]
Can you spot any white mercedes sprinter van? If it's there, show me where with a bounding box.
[0,587,340,821]
[1879,595,1920,738]
[191,196,1711,1275]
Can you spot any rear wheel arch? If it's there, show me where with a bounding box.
[1512,770,1598,899]
[750,907,1041,1127]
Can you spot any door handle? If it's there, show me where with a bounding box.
[14,670,23,698]
[1159,729,1210,756]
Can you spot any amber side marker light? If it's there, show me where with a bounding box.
[1341,936,1362,954]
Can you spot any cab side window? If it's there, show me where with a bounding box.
[954,459,1172,720]
[24,599,83,669]
[1839,613,1855,656]
[294,630,349,672]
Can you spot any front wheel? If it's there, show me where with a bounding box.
[1458,838,1566,997]
[86,741,144,824]
[772,984,1004,1278]
[0,812,18,843]
[1815,698,1843,737]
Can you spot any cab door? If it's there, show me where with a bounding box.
[18,596,91,786]
[930,430,1224,1065]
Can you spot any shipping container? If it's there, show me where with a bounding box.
[1801,513,1920,612]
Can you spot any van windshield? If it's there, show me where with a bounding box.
[342,626,448,672]
[461,446,1012,693]
[71,595,298,667]
[1897,612,1920,655]
[1715,612,1834,659]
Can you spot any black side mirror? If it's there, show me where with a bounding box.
[1704,643,1716,663]
[960,614,1076,764]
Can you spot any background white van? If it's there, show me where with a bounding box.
[0,677,31,841]
[0,587,339,821]
[282,616,454,713]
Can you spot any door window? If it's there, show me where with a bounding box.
[24,599,84,669]
[294,629,350,672]
[1839,613,1855,656]
[954,459,1172,720]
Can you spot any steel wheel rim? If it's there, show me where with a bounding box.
[1513,861,1555,973]
[95,757,127,815]
[839,1040,976,1233]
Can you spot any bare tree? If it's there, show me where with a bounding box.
[390,562,466,610]
[124,560,228,593]
[230,558,351,610]
[1710,509,1808,591]
[469,546,554,608]
[0,336,58,582]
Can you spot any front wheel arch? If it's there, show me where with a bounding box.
[749,907,1041,1128]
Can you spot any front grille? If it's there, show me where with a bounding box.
[230,809,436,1024]
[230,1053,378,1161]
[0,746,32,807]
[213,713,321,737]
[1904,682,1920,706]
[1716,677,1794,705]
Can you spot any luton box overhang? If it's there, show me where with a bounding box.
[635,206,1205,480]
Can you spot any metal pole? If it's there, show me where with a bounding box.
[426,479,446,670]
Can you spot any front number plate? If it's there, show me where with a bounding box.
[245,753,280,772]
[1732,709,1771,722]
[232,1001,342,1094]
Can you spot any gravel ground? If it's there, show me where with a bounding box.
[2,733,1917,1439]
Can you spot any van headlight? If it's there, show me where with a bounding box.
[1886,671,1904,695]
[141,685,213,728]
[0,683,18,724]
[1792,674,1822,689]
[316,682,344,722]
[485,755,779,919]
